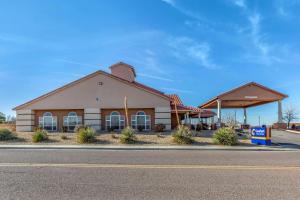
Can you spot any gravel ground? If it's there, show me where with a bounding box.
[0,130,251,146]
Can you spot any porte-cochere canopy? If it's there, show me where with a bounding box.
[199,82,288,126]
[199,82,288,109]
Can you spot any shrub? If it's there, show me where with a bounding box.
[111,134,118,139]
[120,127,136,144]
[74,125,88,133]
[155,124,165,132]
[156,132,163,138]
[0,128,17,141]
[61,134,68,140]
[155,124,166,132]
[172,125,193,144]
[76,127,96,144]
[32,129,48,143]
[62,126,68,133]
[213,127,238,146]
[107,127,115,132]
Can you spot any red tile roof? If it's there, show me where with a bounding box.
[168,94,215,117]
[168,94,183,106]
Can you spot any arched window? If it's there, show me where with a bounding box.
[111,111,120,116]
[68,112,77,117]
[63,112,82,132]
[137,111,146,116]
[43,112,52,117]
[131,111,151,131]
[39,112,57,131]
[105,111,125,130]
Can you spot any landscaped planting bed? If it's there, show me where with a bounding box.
[0,130,251,146]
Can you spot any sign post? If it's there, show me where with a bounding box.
[251,127,271,145]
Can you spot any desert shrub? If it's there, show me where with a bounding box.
[74,125,88,133]
[202,123,209,130]
[156,132,164,138]
[111,134,118,139]
[154,124,165,132]
[120,127,136,144]
[172,125,193,144]
[62,126,68,133]
[76,127,96,144]
[61,134,68,140]
[0,128,17,141]
[213,127,238,146]
[32,129,48,143]
[107,127,115,132]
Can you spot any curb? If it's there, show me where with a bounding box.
[285,130,300,135]
[0,145,298,151]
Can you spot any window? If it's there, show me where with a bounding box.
[131,111,151,131]
[63,112,82,132]
[105,111,125,130]
[39,112,57,131]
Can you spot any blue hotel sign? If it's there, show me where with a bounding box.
[251,127,271,145]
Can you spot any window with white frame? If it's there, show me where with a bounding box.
[105,111,125,130]
[39,112,57,131]
[63,112,82,132]
[131,111,151,131]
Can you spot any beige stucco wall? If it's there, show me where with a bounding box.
[155,107,171,130]
[18,73,170,110]
[84,108,101,131]
[16,109,35,132]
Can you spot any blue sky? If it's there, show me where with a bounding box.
[0,0,299,125]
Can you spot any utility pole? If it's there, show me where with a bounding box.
[258,116,261,127]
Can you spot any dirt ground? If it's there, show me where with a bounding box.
[0,130,252,146]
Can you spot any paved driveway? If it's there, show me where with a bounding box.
[272,130,300,148]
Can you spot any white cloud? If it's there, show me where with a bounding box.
[161,0,175,7]
[167,36,218,69]
[249,13,270,56]
[55,59,99,68]
[138,73,174,82]
[233,0,246,8]
[161,87,194,94]
[277,6,289,17]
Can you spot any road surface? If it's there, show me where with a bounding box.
[272,130,300,148]
[0,149,300,200]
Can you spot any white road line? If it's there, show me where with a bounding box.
[0,163,300,170]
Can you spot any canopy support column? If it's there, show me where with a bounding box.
[243,108,247,125]
[217,100,222,127]
[278,100,283,123]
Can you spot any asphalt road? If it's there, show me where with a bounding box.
[0,149,300,200]
[272,130,300,148]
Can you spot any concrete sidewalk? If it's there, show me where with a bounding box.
[0,144,298,151]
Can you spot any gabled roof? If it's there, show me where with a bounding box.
[199,82,288,109]
[168,94,216,117]
[13,69,170,110]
